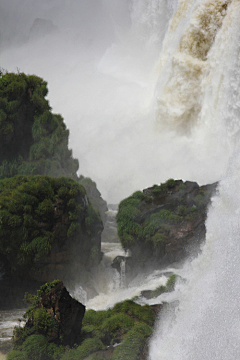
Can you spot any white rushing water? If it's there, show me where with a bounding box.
[148,0,240,359]
[71,241,170,310]
[0,310,24,359]
[1,0,240,359]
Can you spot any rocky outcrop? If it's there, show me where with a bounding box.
[15,281,85,347]
[79,176,108,225]
[116,179,218,269]
[0,176,103,308]
[38,281,85,346]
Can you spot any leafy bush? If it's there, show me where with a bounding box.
[61,338,105,360]
[100,313,134,342]
[82,309,113,327]
[0,175,87,272]
[149,274,178,298]
[22,334,49,360]
[111,323,152,360]
[0,71,79,180]
[7,350,28,360]
[112,300,155,326]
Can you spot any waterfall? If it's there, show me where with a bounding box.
[148,1,240,359]
[2,1,240,357]
[120,259,126,289]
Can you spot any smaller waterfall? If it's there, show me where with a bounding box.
[120,259,126,289]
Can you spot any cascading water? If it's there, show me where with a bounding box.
[148,0,240,359]
[149,150,240,359]
[120,259,126,289]
[1,0,240,359]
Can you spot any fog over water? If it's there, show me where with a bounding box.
[1,0,236,203]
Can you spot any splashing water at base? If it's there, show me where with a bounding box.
[0,310,25,358]
[149,149,240,360]
[148,1,240,358]
[71,241,172,310]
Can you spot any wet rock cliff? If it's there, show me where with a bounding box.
[116,179,218,270]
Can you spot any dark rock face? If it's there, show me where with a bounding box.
[116,180,218,269]
[40,282,85,346]
[141,181,217,264]
[26,281,85,347]
[79,176,108,226]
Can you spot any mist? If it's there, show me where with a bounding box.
[0,0,236,203]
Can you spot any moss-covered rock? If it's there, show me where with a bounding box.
[116,179,217,268]
[0,71,108,225]
[8,291,160,360]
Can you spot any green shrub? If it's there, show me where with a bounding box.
[149,274,178,298]
[47,343,65,360]
[0,175,88,272]
[116,180,182,253]
[0,72,79,180]
[101,313,134,338]
[61,338,105,360]
[111,323,152,360]
[82,309,113,327]
[166,274,177,291]
[32,308,59,335]
[177,205,188,216]
[151,232,166,250]
[112,300,155,326]
[7,350,28,360]
[22,334,49,360]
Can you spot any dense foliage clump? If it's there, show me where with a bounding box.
[0,175,101,273]
[116,179,214,263]
[9,296,156,360]
[0,71,107,225]
[116,179,183,254]
[0,71,79,180]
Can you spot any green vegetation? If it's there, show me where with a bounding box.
[116,179,186,253]
[116,179,214,263]
[0,71,78,180]
[13,281,61,348]
[0,175,101,273]
[8,295,157,360]
[111,322,152,360]
[152,178,176,195]
[0,70,106,227]
[148,274,178,298]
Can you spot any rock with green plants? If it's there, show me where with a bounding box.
[0,70,108,308]
[0,70,107,224]
[116,179,218,271]
[0,175,103,308]
[7,280,162,360]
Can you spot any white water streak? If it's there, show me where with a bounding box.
[149,1,240,359]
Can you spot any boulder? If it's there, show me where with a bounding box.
[25,281,85,347]
[116,179,218,269]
